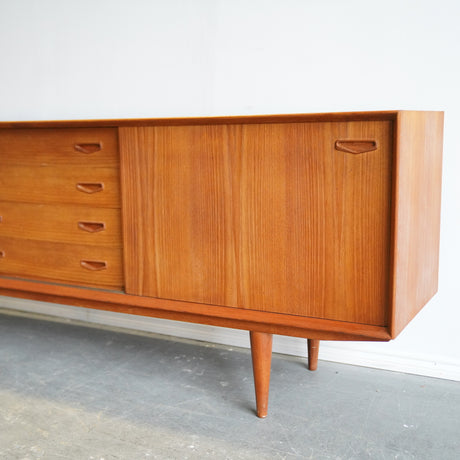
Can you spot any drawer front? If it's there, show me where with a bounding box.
[0,165,120,207]
[0,202,121,247]
[0,237,123,289]
[0,128,118,167]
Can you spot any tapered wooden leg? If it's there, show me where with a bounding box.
[307,339,320,371]
[250,331,273,418]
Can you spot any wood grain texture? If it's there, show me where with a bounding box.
[0,111,399,129]
[0,277,391,341]
[0,128,118,167]
[0,111,444,418]
[239,121,392,325]
[0,237,123,289]
[0,111,443,341]
[120,121,392,326]
[307,339,320,371]
[390,111,444,337]
[0,165,120,207]
[0,202,121,247]
[250,331,273,418]
[120,125,238,306]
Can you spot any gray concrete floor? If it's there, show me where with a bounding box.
[0,309,459,460]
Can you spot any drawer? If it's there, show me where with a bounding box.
[0,165,120,207]
[0,237,123,289]
[0,128,118,167]
[0,202,122,247]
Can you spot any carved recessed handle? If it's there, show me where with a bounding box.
[80,260,107,271]
[76,182,104,194]
[0,250,5,258]
[78,221,106,233]
[335,140,378,154]
[74,142,102,154]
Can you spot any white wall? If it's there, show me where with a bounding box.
[1,0,459,380]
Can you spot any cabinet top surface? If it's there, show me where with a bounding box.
[0,110,442,129]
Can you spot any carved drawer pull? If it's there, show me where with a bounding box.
[74,142,102,154]
[80,260,107,271]
[76,182,104,194]
[0,250,5,258]
[335,140,378,154]
[78,221,106,233]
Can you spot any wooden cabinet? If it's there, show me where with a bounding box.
[0,111,443,417]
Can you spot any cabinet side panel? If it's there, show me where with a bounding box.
[391,112,444,337]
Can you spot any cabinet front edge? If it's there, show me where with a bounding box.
[0,111,406,129]
[0,278,391,342]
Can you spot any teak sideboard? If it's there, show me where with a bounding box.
[0,111,443,417]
